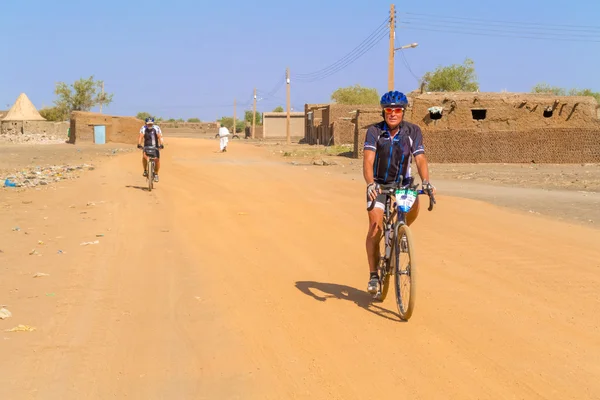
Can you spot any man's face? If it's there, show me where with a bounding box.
[383,106,405,128]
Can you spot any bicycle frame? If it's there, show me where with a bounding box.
[371,182,435,261]
[143,146,159,191]
[368,181,436,306]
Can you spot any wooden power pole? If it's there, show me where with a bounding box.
[252,88,257,139]
[388,4,396,91]
[286,68,291,144]
[233,98,236,136]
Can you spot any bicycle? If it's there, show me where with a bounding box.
[367,180,436,321]
[141,145,160,192]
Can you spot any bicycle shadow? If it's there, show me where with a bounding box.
[125,185,150,192]
[294,281,403,322]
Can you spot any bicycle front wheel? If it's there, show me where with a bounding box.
[148,160,154,192]
[393,223,416,321]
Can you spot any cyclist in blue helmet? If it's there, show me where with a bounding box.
[363,90,436,295]
[137,117,164,182]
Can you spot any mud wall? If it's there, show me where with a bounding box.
[352,112,600,163]
[158,122,219,136]
[347,92,600,163]
[1,121,69,136]
[245,126,264,139]
[423,128,600,163]
[69,112,143,145]
[410,92,600,131]
[262,112,304,138]
[305,104,380,145]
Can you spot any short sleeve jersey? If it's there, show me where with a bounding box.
[363,121,425,184]
[140,125,162,147]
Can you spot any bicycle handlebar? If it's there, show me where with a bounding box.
[367,182,436,212]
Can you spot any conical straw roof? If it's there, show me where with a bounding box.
[2,93,46,121]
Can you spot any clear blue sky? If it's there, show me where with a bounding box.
[2,0,598,121]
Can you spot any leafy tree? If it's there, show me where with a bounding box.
[572,88,600,103]
[187,117,201,122]
[331,84,380,105]
[421,58,479,92]
[39,105,69,121]
[244,110,262,125]
[532,83,600,103]
[219,116,245,133]
[531,83,566,96]
[54,76,114,113]
[272,106,284,112]
[136,112,154,121]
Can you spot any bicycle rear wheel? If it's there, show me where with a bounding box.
[393,223,416,320]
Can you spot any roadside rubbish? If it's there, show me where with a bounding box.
[0,308,12,320]
[5,325,36,332]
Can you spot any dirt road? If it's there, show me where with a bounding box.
[1,138,599,399]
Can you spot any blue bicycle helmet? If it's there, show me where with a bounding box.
[380,91,409,108]
[145,117,155,124]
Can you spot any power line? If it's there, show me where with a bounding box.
[400,25,600,43]
[401,12,600,31]
[295,30,388,82]
[401,15,600,35]
[264,74,286,98]
[295,15,390,81]
[401,21,600,40]
[398,49,420,84]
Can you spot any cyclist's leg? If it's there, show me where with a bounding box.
[406,197,420,226]
[142,152,148,176]
[366,193,386,293]
[366,207,384,273]
[155,151,161,173]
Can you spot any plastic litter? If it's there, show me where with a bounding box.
[5,325,36,332]
[0,308,12,320]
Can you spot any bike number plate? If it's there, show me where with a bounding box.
[395,189,417,213]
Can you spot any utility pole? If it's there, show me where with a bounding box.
[233,98,236,137]
[252,88,257,139]
[388,4,396,91]
[286,67,291,144]
[100,81,105,113]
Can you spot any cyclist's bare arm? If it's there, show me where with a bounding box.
[414,154,436,194]
[363,150,376,184]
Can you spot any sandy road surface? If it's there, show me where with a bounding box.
[1,138,600,399]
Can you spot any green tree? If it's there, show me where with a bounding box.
[54,76,114,114]
[531,83,600,103]
[531,83,566,96]
[136,112,154,121]
[39,105,69,121]
[330,84,380,105]
[187,117,201,122]
[244,110,262,125]
[421,58,479,92]
[572,88,600,103]
[272,106,284,112]
[219,116,245,133]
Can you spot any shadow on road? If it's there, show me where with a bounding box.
[295,281,403,322]
[125,185,150,192]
